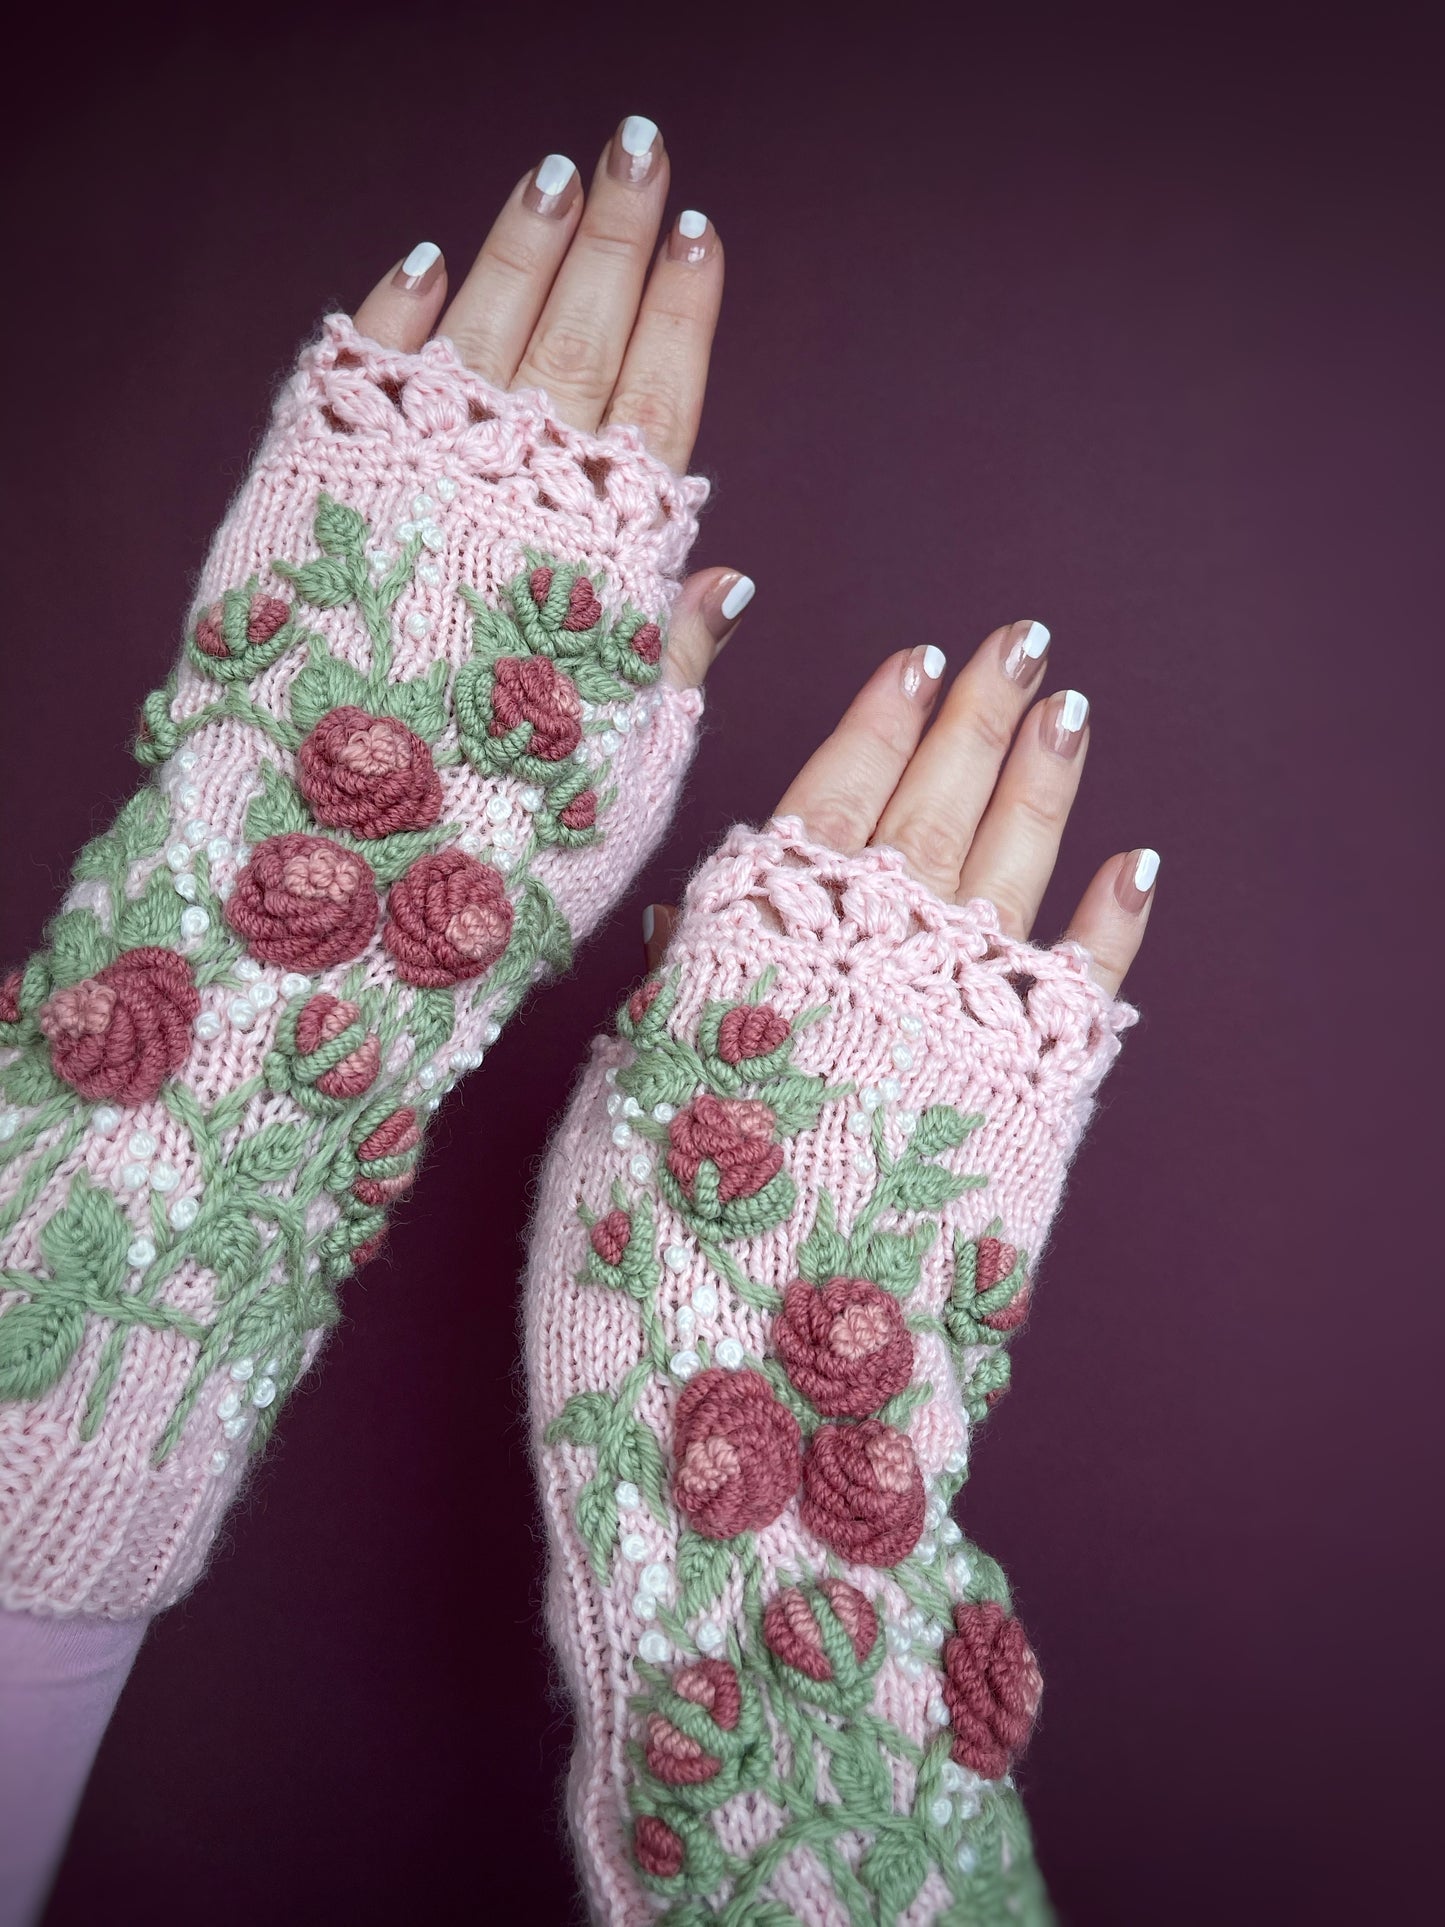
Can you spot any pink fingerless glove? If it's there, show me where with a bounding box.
[0,316,707,1617]
[527,819,1137,1926]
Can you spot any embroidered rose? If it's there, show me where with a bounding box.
[382,850,513,988]
[557,789,598,832]
[293,994,380,1099]
[942,1601,1043,1779]
[227,834,379,971]
[590,1209,632,1267]
[773,1277,914,1419]
[628,977,662,1026]
[716,1002,790,1067]
[629,620,662,666]
[673,1367,801,1540]
[667,1095,784,1205]
[490,656,583,761]
[296,707,442,839]
[0,968,22,1026]
[643,1660,741,1787]
[193,592,289,662]
[38,947,198,1105]
[800,1419,925,1568]
[763,1580,880,1693]
[975,1235,1031,1332]
[633,1815,684,1879]
[528,565,605,634]
[350,1230,388,1268]
[352,1107,422,1207]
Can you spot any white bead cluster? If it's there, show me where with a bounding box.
[884,1602,948,1680]
[939,1759,986,1822]
[110,1125,198,1229]
[208,1350,286,1471]
[615,1485,677,1662]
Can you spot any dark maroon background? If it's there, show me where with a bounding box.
[2,5,1440,1922]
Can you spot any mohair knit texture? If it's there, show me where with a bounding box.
[525,819,1136,1925]
[0,315,706,1618]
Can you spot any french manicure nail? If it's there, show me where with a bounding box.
[1003,620,1051,685]
[1044,688,1089,756]
[642,904,656,944]
[524,154,580,217]
[392,241,442,294]
[1114,848,1160,914]
[668,209,712,264]
[902,645,947,697]
[611,115,661,184]
[719,574,755,622]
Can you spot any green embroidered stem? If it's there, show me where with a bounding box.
[0,1116,85,1244]
[0,1095,72,1174]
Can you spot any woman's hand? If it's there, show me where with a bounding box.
[646,625,1157,995]
[351,116,750,693]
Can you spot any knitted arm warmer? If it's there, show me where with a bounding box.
[0,316,707,1617]
[526,819,1137,1926]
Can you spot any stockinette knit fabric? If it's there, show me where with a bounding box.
[0,315,708,1617]
[526,818,1137,1924]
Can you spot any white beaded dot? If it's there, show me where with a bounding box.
[896,1110,918,1137]
[279,973,310,1000]
[127,1236,156,1269]
[168,1196,200,1230]
[234,845,251,866]
[209,1450,229,1476]
[435,476,458,502]
[955,1844,978,1874]
[91,1106,123,1138]
[853,1153,874,1179]
[929,1797,953,1828]
[180,907,209,939]
[691,1283,718,1317]
[184,819,209,847]
[940,1519,962,1546]
[493,826,515,852]
[217,1391,241,1422]
[405,611,431,638]
[633,1591,658,1623]
[206,836,232,863]
[916,1538,937,1563]
[176,749,199,772]
[637,1631,670,1663]
[891,1042,914,1070]
[194,1012,222,1041]
[615,1480,641,1510]
[903,1655,926,1679]
[628,1153,652,1182]
[165,843,191,872]
[652,1102,675,1123]
[126,1129,156,1159]
[675,1306,696,1337]
[250,981,277,1010]
[518,786,543,813]
[613,707,631,735]
[715,1337,745,1370]
[234,958,262,982]
[670,1349,701,1380]
[420,521,444,551]
[611,1122,633,1147]
[847,1110,869,1136]
[173,872,199,901]
[119,1162,149,1190]
[176,785,201,811]
[941,1762,965,1793]
[696,1621,725,1654]
[222,1413,249,1440]
[640,1562,671,1599]
[481,1020,502,1046]
[251,1376,277,1408]
[927,1695,950,1726]
[229,1357,255,1381]
[620,1532,648,1563]
[881,1077,903,1103]
[228,999,257,1031]
[417,1064,439,1089]
[664,1245,689,1272]
[861,1086,882,1112]
[901,1014,924,1036]
[0,1113,17,1143]
[948,1554,974,1591]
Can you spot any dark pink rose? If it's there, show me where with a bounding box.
[716,1003,790,1066]
[490,656,583,761]
[773,1277,914,1418]
[382,850,513,988]
[673,1367,801,1539]
[667,1095,783,1205]
[297,707,442,838]
[800,1419,925,1568]
[943,1601,1043,1779]
[39,947,198,1105]
[226,834,379,971]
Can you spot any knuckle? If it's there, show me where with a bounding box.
[612,384,690,457]
[1008,785,1069,839]
[960,700,1016,765]
[798,796,871,856]
[526,322,612,396]
[888,812,965,890]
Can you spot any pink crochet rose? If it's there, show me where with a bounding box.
[628,977,662,1026]
[762,1579,879,1684]
[0,968,22,1025]
[633,1815,684,1879]
[975,1235,1032,1332]
[558,789,598,832]
[673,1367,801,1540]
[227,834,379,971]
[589,1209,632,1266]
[942,1601,1043,1779]
[773,1277,914,1419]
[490,656,583,761]
[352,1107,421,1207]
[800,1419,925,1568]
[297,707,442,839]
[716,1002,790,1066]
[293,994,380,1099]
[667,1095,784,1205]
[193,593,289,661]
[628,620,662,666]
[529,565,603,633]
[643,1659,741,1787]
[382,850,513,987]
[39,947,198,1105]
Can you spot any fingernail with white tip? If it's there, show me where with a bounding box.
[524,154,580,218]
[1115,847,1160,914]
[1003,620,1051,685]
[392,242,442,294]
[668,209,713,264]
[642,905,656,944]
[902,644,947,698]
[720,575,755,622]
[1045,688,1089,757]
[612,116,661,184]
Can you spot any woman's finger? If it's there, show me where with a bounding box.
[512,117,670,430]
[352,243,449,353]
[663,567,754,690]
[435,156,583,385]
[955,690,1090,934]
[643,902,677,973]
[1061,848,1160,996]
[775,647,948,854]
[604,211,725,470]
[871,620,1051,900]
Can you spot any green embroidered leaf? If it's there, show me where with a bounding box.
[797,1195,849,1285]
[381,663,450,742]
[407,987,456,1060]
[720,1904,797,1927]
[189,1210,262,1295]
[47,908,112,986]
[111,788,171,864]
[861,1824,930,1916]
[229,1123,311,1185]
[39,1175,130,1296]
[512,877,573,979]
[114,868,185,952]
[676,1528,733,1615]
[244,762,312,845]
[758,1355,820,1431]
[966,1350,1010,1407]
[762,1073,829,1138]
[846,1227,928,1297]
[231,1285,329,1368]
[313,495,368,559]
[826,1726,893,1811]
[911,1104,977,1159]
[286,641,373,737]
[615,1417,670,1519]
[545,1389,614,1449]
[575,1472,619,1581]
[364,827,448,888]
[569,661,633,705]
[0,1296,88,1402]
[0,1052,64,1107]
[891,1162,969,1213]
[282,557,357,608]
[876,1380,933,1431]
